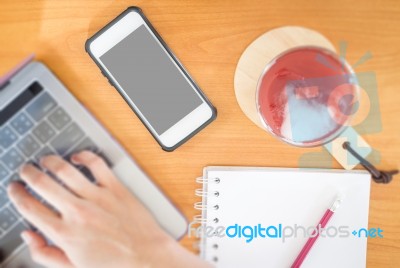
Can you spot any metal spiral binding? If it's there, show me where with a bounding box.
[193,214,207,224]
[195,189,207,197]
[194,202,207,211]
[194,176,220,263]
[195,189,220,198]
[195,176,221,184]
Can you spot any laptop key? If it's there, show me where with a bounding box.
[10,112,34,135]
[0,188,9,209]
[2,173,22,189]
[33,120,56,144]
[0,207,18,232]
[0,126,18,149]
[8,203,21,218]
[50,123,84,156]
[17,134,40,158]
[35,146,55,162]
[48,107,71,130]
[1,148,24,171]
[74,137,98,152]
[26,92,57,122]
[65,137,98,162]
[0,221,26,262]
[0,163,9,182]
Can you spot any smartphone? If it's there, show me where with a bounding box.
[85,7,217,151]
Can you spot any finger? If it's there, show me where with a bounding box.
[19,164,78,213]
[21,230,74,268]
[71,151,123,192]
[7,183,60,237]
[40,155,98,199]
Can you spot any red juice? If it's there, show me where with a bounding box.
[257,47,357,146]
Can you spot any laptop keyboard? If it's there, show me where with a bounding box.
[0,86,106,262]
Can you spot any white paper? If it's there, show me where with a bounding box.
[199,167,371,268]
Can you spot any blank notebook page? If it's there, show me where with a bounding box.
[198,167,371,268]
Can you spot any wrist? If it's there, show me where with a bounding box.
[158,237,211,268]
[143,233,210,268]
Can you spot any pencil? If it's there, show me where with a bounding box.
[291,196,344,268]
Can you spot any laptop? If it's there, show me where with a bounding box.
[0,56,187,267]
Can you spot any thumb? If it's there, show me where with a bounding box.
[21,230,74,268]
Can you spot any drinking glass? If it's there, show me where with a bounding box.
[256,46,358,147]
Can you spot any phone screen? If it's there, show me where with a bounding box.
[100,24,203,135]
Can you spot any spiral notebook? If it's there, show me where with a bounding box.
[194,167,371,268]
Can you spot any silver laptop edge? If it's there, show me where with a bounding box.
[1,61,187,267]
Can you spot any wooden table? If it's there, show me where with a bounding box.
[1,0,399,266]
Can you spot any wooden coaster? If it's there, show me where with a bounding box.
[233,26,336,128]
[233,27,373,170]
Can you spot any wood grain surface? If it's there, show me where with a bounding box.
[1,0,399,267]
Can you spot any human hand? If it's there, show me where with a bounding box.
[7,151,209,268]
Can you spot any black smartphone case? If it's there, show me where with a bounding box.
[85,6,217,152]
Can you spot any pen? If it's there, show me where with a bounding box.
[291,195,344,268]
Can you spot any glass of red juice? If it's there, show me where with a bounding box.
[256,46,359,147]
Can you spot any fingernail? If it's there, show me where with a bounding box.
[7,182,19,195]
[70,154,79,163]
[21,232,31,244]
